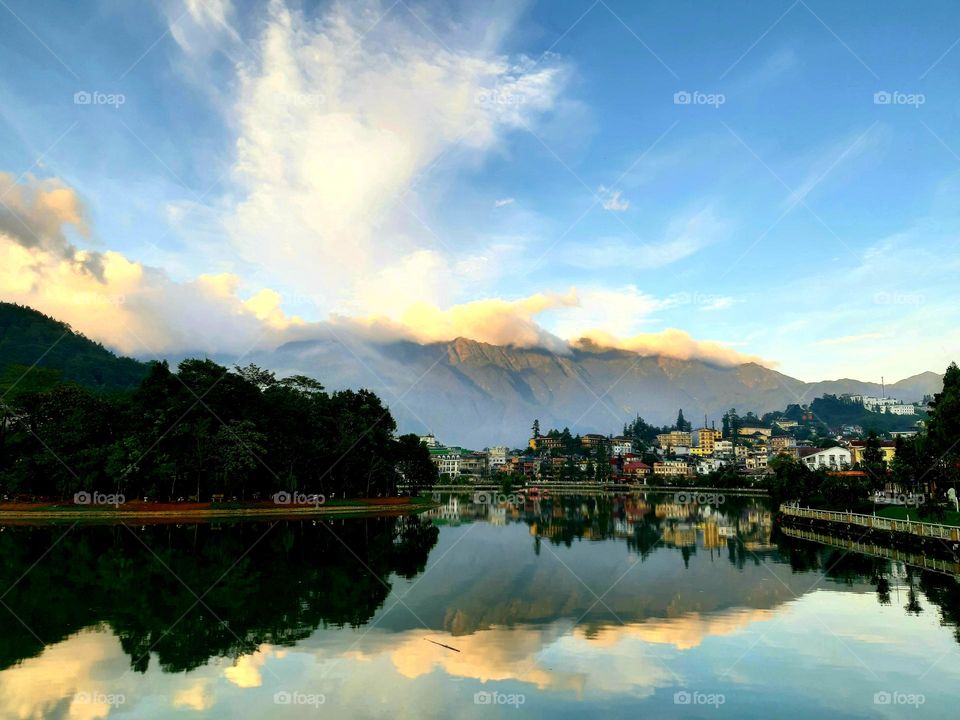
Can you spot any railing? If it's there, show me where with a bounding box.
[780,525,960,577]
[780,504,960,542]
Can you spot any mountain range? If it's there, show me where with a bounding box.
[0,302,943,448]
[241,335,943,448]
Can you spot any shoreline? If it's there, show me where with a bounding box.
[0,498,438,525]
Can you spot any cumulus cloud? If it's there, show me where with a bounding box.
[222,0,565,314]
[0,174,303,356]
[0,172,100,276]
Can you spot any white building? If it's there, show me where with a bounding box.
[611,438,634,456]
[887,404,916,415]
[432,450,462,477]
[696,458,726,475]
[801,446,852,470]
[487,446,509,466]
[419,434,441,448]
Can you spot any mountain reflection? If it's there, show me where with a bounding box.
[1,492,959,683]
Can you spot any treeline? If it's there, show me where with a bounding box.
[0,359,438,501]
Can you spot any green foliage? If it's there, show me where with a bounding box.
[0,358,435,500]
[0,303,149,390]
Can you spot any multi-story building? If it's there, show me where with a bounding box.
[657,431,692,449]
[694,427,721,453]
[581,434,607,449]
[611,437,633,456]
[800,446,852,470]
[653,460,690,478]
[430,448,463,477]
[738,426,772,438]
[488,446,508,467]
[529,436,565,451]
[419,434,441,448]
[848,440,897,464]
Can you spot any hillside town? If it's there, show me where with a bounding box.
[420,392,929,486]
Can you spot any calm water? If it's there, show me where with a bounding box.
[1,494,959,718]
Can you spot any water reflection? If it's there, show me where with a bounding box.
[1,494,959,718]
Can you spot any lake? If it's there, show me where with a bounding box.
[0,492,958,718]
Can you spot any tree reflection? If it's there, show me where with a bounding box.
[0,515,438,673]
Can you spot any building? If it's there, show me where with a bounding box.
[430,448,463,477]
[488,446,508,467]
[801,446,852,470]
[694,427,721,453]
[529,436,565,451]
[419,434,441,448]
[460,451,489,477]
[696,458,726,474]
[770,435,796,453]
[656,431,692,449]
[581,434,607,449]
[611,437,633,456]
[738,426,772,438]
[653,460,690,478]
[714,440,734,458]
[848,440,897,465]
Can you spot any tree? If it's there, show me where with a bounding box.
[675,409,691,432]
[394,434,438,494]
[861,431,887,492]
[531,418,540,439]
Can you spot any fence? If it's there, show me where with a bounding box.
[780,504,960,542]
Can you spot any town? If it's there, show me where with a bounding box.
[419,392,930,487]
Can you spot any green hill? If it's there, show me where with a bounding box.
[0,302,150,393]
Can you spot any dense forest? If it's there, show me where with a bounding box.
[0,303,149,390]
[0,304,437,501]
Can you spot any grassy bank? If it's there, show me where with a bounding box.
[874,505,960,527]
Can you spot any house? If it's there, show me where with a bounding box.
[611,436,634,456]
[623,460,652,478]
[848,440,897,465]
[653,460,691,477]
[581,434,607,449]
[801,446,852,470]
[696,458,726,474]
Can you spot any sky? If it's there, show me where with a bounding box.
[1,0,959,381]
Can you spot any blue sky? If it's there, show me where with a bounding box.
[1,0,959,381]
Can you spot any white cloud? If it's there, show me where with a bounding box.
[220,0,565,315]
[598,185,630,211]
[493,197,515,208]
